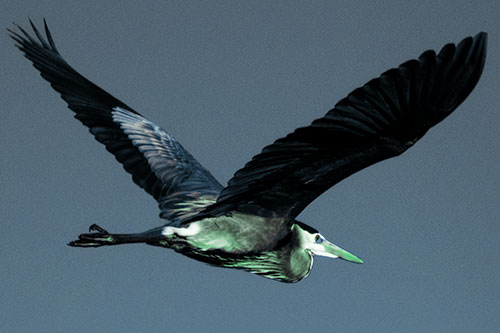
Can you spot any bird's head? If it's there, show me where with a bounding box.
[293,222,363,264]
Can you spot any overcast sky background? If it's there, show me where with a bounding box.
[1,1,499,332]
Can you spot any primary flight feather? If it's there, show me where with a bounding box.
[9,20,486,282]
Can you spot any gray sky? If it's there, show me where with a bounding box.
[1,1,499,332]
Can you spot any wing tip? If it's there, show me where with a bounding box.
[8,18,60,55]
[471,31,487,69]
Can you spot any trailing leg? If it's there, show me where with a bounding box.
[67,224,158,247]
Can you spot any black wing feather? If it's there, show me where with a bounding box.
[9,20,223,225]
[202,33,487,220]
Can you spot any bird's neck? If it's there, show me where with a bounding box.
[286,227,314,280]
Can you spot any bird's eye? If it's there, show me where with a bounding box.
[315,235,323,244]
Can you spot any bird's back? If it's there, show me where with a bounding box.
[179,213,290,254]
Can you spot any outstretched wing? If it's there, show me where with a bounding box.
[9,20,223,225]
[202,32,487,220]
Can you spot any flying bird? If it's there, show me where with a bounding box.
[9,20,487,283]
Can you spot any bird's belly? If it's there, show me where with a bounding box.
[166,213,287,254]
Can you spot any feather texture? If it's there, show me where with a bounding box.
[203,32,487,220]
[9,20,222,225]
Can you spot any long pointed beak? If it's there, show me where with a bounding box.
[322,241,364,264]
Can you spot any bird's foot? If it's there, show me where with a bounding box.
[68,224,115,247]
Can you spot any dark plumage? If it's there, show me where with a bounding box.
[9,20,487,282]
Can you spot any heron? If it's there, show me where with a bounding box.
[9,20,487,283]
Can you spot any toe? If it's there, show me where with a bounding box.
[88,224,108,233]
